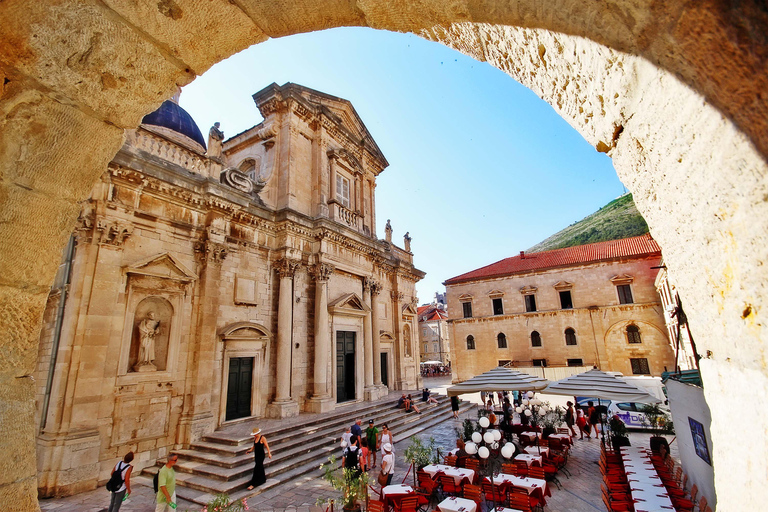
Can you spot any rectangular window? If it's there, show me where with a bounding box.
[492,298,504,315]
[567,358,583,367]
[433,343,438,352]
[630,358,650,375]
[532,359,547,367]
[498,360,512,367]
[423,343,428,353]
[617,284,634,304]
[524,294,537,312]
[336,174,351,208]
[462,302,473,318]
[559,290,573,309]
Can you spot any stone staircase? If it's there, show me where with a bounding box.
[137,393,474,505]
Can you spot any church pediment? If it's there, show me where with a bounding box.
[553,281,573,290]
[380,330,395,341]
[328,292,370,316]
[610,274,634,284]
[124,253,197,282]
[219,322,271,339]
[402,303,418,315]
[488,289,505,298]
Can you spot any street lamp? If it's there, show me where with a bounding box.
[465,418,513,509]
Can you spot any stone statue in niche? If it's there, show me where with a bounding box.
[403,324,412,358]
[404,232,412,252]
[385,219,392,243]
[129,296,173,372]
[134,312,160,371]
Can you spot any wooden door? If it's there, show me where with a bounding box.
[226,357,253,421]
[336,331,356,402]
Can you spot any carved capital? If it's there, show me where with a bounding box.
[370,281,383,297]
[275,258,301,278]
[195,240,228,265]
[96,219,132,247]
[310,263,335,282]
[390,290,405,302]
[363,276,376,292]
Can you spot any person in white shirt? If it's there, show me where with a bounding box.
[381,443,395,486]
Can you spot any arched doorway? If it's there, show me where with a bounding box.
[1,2,767,508]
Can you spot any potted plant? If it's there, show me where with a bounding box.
[201,493,248,512]
[404,436,438,487]
[641,404,675,452]
[317,455,370,512]
[455,418,477,442]
[608,415,631,451]
[537,404,564,438]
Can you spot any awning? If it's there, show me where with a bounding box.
[447,367,549,397]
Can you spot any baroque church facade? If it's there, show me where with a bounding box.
[34,83,424,496]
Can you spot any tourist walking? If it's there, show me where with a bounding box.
[343,435,363,479]
[381,443,395,486]
[588,401,599,438]
[107,451,133,512]
[565,401,577,437]
[380,424,394,458]
[450,395,460,419]
[365,419,380,468]
[246,428,272,490]
[576,408,588,439]
[155,454,178,511]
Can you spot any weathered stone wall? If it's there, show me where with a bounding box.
[1,0,766,508]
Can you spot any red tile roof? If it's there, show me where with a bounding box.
[443,234,661,285]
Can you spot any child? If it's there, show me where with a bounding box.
[360,438,369,472]
[576,408,588,439]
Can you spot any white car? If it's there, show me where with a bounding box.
[608,401,671,430]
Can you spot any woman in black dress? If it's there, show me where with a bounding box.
[246,428,272,490]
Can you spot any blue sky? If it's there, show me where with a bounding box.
[180,28,626,302]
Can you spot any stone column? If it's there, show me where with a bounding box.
[371,281,384,389]
[363,277,375,398]
[307,263,335,413]
[268,257,300,418]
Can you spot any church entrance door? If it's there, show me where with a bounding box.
[336,331,356,402]
[226,357,253,421]
[381,353,389,387]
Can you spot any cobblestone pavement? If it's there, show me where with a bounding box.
[39,403,679,512]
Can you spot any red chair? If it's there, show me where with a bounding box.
[393,496,420,512]
[482,480,504,504]
[515,461,529,477]
[506,491,533,512]
[462,484,483,509]
[444,455,458,467]
[438,475,461,497]
[368,500,385,512]
[511,485,544,510]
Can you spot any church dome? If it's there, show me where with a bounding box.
[141,100,207,153]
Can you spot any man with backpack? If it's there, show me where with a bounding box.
[343,435,362,479]
[106,451,133,512]
[155,454,179,511]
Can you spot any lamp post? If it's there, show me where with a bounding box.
[464,416,514,510]
[513,391,551,455]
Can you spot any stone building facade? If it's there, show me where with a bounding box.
[417,302,450,365]
[34,83,424,496]
[654,263,699,372]
[444,235,674,383]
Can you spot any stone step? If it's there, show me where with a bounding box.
[160,399,452,482]
[173,403,475,505]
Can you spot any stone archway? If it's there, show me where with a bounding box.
[1,1,766,509]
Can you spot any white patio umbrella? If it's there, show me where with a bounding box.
[420,360,444,365]
[543,368,661,442]
[447,366,549,397]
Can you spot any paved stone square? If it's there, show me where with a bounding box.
[39,405,679,512]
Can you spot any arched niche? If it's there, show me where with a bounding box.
[218,322,271,424]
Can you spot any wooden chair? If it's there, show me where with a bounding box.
[557,427,570,435]
[602,492,632,512]
[501,463,517,475]
[438,475,461,497]
[506,492,533,512]
[444,455,458,467]
[511,485,543,511]
[464,458,479,472]
[367,500,385,512]
[482,480,503,504]
[393,496,420,512]
[515,461,529,477]
[462,484,483,509]
[528,466,546,480]
[415,471,439,507]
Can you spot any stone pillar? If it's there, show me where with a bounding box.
[307,263,335,413]
[267,257,300,418]
[371,281,383,386]
[363,277,375,398]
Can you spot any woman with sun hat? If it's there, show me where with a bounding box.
[246,428,272,490]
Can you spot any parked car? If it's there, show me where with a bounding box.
[574,397,671,430]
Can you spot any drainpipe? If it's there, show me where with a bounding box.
[588,305,602,369]
[40,235,76,431]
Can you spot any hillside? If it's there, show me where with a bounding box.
[527,194,649,253]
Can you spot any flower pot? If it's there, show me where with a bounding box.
[343,504,361,512]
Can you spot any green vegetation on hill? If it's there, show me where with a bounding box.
[528,194,649,253]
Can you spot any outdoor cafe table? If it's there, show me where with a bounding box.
[381,484,414,511]
[488,473,551,501]
[523,446,549,457]
[619,447,675,511]
[513,453,543,467]
[518,431,542,442]
[488,507,525,512]
[548,433,572,446]
[422,464,475,485]
[437,496,478,512]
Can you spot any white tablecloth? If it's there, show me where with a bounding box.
[488,508,525,512]
[437,497,477,512]
[381,484,413,498]
[619,446,675,511]
[514,453,542,467]
[519,431,542,441]
[490,473,549,496]
[547,433,572,445]
[422,465,475,485]
[523,446,549,457]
